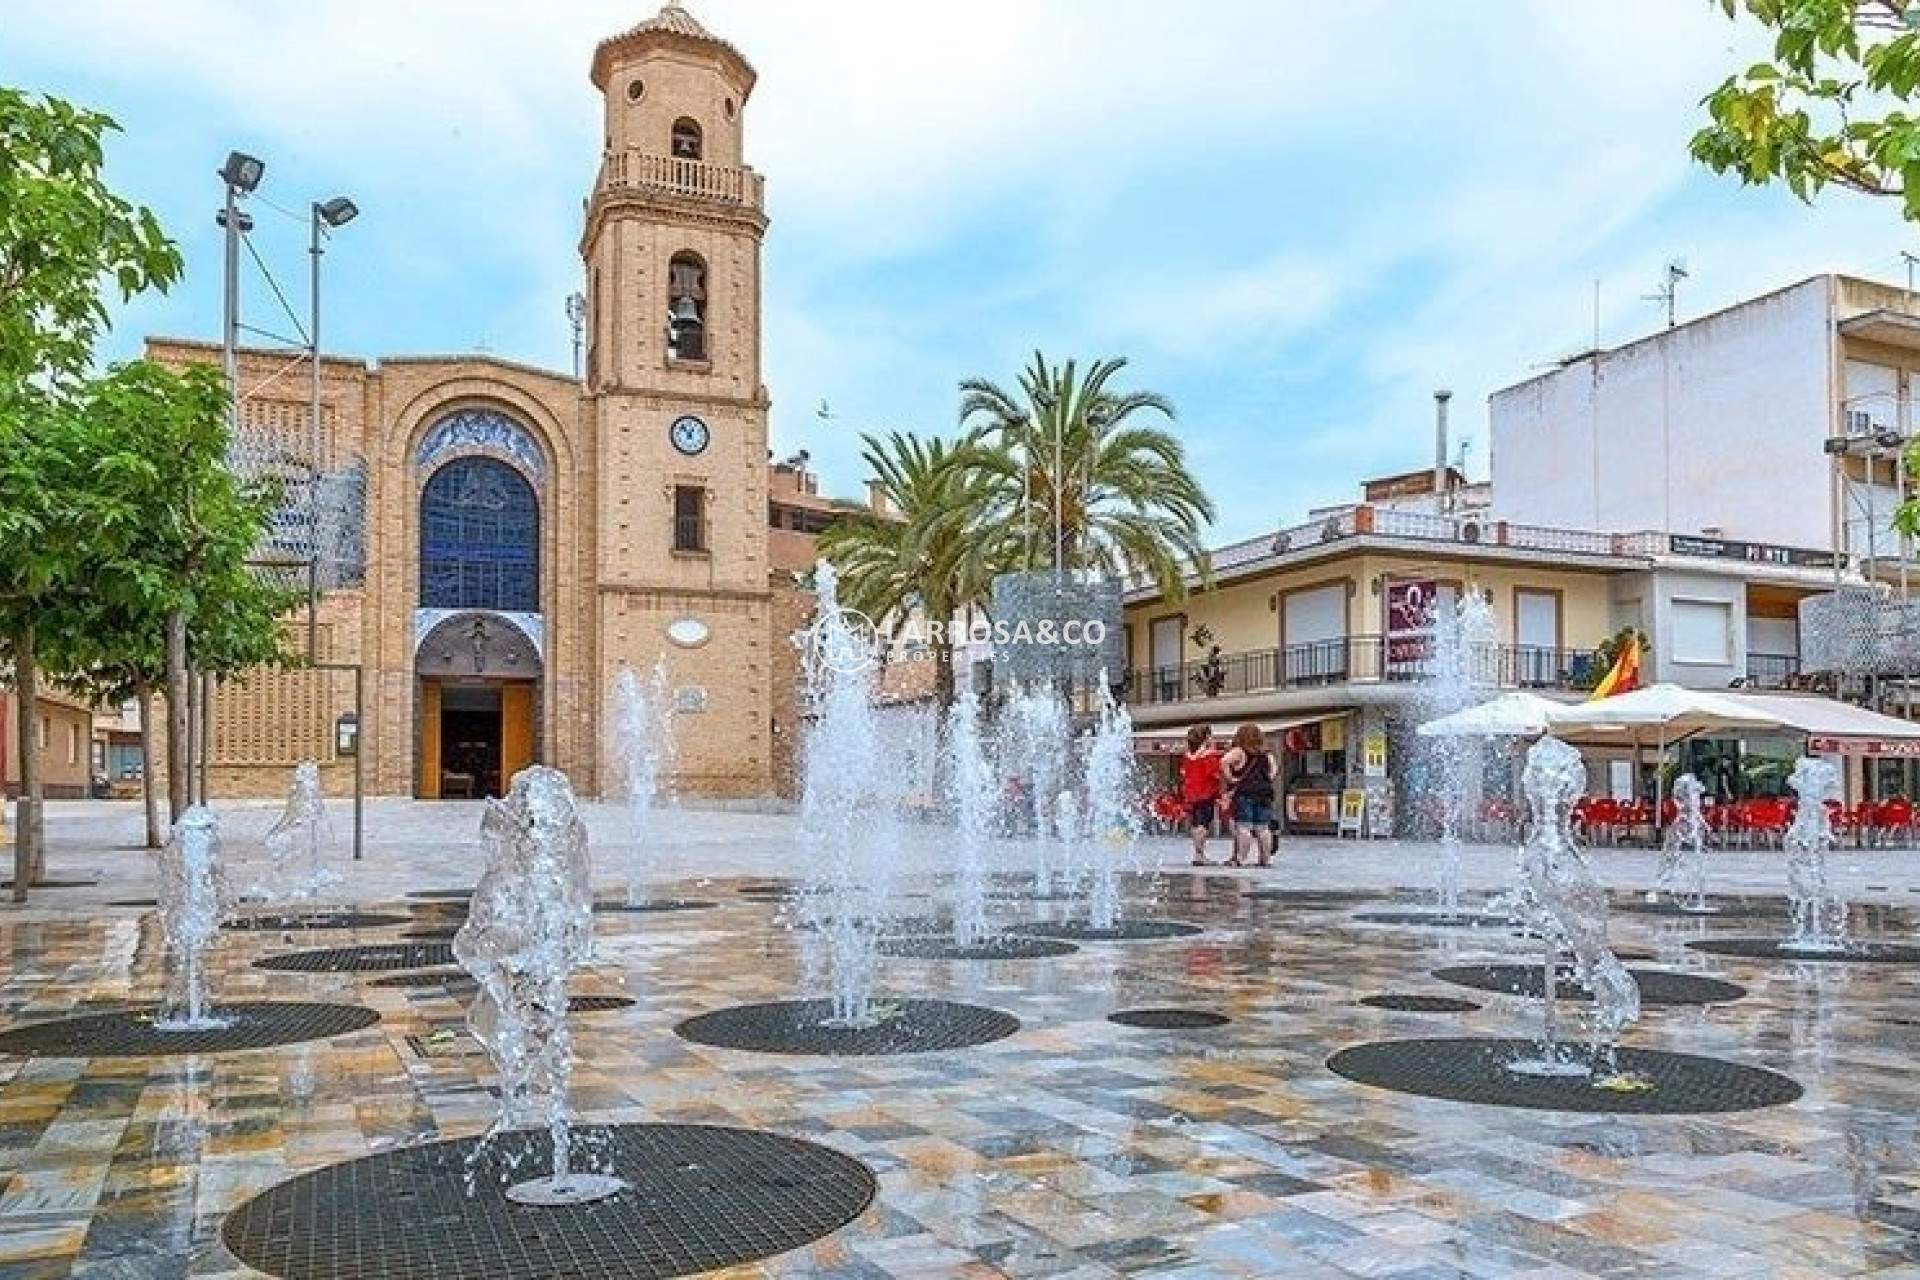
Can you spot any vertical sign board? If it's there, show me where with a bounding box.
[1386,579,1437,666]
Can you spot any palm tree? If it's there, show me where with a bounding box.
[954,352,1213,599]
[815,430,994,707]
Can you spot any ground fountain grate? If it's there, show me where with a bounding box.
[405,889,473,900]
[400,926,461,941]
[593,899,718,914]
[0,1001,379,1058]
[1360,993,1482,1013]
[1108,1008,1230,1030]
[1687,938,1920,964]
[1011,920,1203,942]
[1245,889,1401,906]
[1348,910,1517,929]
[875,937,1079,961]
[255,943,455,973]
[367,970,473,989]
[1433,964,1746,1006]
[107,898,158,908]
[219,1122,876,1280]
[1611,896,1786,918]
[675,998,1018,1056]
[0,879,96,890]
[1328,1038,1802,1114]
[224,912,409,932]
[568,995,636,1013]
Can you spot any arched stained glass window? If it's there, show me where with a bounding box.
[419,458,540,611]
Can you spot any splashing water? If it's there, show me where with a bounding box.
[1508,736,1641,1079]
[1784,756,1849,953]
[1418,591,1498,910]
[1002,685,1070,893]
[454,765,624,1206]
[257,761,340,902]
[154,805,231,1031]
[1656,773,1714,912]
[947,686,996,948]
[1083,679,1138,931]
[613,659,677,906]
[796,561,892,1029]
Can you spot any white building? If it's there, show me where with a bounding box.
[1490,273,1915,567]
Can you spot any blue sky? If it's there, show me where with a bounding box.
[9,1,1917,546]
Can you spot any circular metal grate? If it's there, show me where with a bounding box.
[1107,1008,1230,1030]
[401,926,461,941]
[1245,889,1394,906]
[1687,938,1920,964]
[0,1001,379,1058]
[675,998,1018,1056]
[406,889,473,900]
[568,995,636,1013]
[1011,920,1203,942]
[220,1122,877,1280]
[735,882,800,899]
[0,879,95,889]
[225,912,410,932]
[593,900,718,914]
[1611,896,1785,918]
[1327,1037,1802,1114]
[107,898,158,908]
[875,937,1080,961]
[1433,964,1746,1006]
[1348,910,1516,929]
[1360,993,1482,1013]
[255,943,456,973]
[367,970,473,989]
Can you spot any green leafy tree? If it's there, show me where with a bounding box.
[1692,1,1920,219]
[0,89,181,898]
[955,352,1215,601]
[816,431,994,708]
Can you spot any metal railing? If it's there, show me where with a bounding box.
[1127,636,1598,706]
[1744,652,1801,689]
[597,150,765,206]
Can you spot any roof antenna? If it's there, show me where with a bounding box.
[1643,258,1688,329]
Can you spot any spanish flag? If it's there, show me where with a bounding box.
[1588,634,1642,701]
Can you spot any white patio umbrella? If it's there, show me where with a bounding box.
[1549,683,1783,746]
[1549,683,1786,838]
[1417,691,1571,738]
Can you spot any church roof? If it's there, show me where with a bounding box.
[591,3,756,96]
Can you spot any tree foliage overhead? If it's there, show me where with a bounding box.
[1693,1,1920,220]
[0,88,181,393]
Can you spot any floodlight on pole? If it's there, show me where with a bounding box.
[220,151,265,193]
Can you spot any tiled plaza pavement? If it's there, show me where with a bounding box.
[4,800,1920,1277]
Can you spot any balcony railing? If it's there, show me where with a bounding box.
[1744,652,1801,690]
[1126,636,1598,706]
[597,149,765,207]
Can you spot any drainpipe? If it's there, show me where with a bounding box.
[1433,390,1453,517]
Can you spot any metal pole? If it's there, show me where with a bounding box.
[1433,390,1452,517]
[309,206,323,662]
[198,671,213,804]
[352,664,364,861]
[221,185,241,437]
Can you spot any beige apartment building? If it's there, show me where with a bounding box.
[147,4,829,802]
[1122,480,1840,834]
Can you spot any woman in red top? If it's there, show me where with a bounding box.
[1179,724,1223,866]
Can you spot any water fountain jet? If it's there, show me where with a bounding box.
[154,805,231,1031]
[612,659,676,906]
[455,765,624,1206]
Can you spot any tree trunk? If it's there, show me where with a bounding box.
[13,622,40,901]
[134,672,162,848]
[166,610,189,821]
[934,638,956,710]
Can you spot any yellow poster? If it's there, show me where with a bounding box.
[1362,730,1387,777]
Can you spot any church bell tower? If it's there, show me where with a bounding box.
[584,3,772,795]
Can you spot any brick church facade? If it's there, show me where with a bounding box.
[150,5,811,802]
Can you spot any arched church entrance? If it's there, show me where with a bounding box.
[415,612,542,798]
